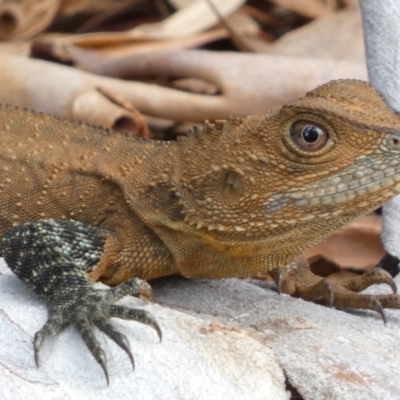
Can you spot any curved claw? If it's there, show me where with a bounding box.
[110,305,162,341]
[74,315,110,383]
[94,318,135,370]
[391,279,397,295]
[33,313,64,367]
[277,268,284,295]
[101,359,110,386]
[379,268,398,294]
[371,297,386,325]
[107,277,153,303]
[154,322,163,342]
[33,333,43,367]
[148,319,162,342]
[326,281,334,308]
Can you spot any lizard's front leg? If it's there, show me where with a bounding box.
[1,219,161,384]
[271,256,400,322]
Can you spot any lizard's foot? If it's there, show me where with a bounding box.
[33,277,161,384]
[2,219,161,384]
[274,257,400,323]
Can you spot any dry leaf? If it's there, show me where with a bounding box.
[31,28,229,59]
[203,3,268,53]
[60,0,138,15]
[267,6,364,62]
[52,0,244,49]
[72,88,151,138]
[269,0,334,18]
[0,0,60,40]
[170,78,219,95]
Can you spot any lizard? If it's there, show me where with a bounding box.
[1,79,400,383]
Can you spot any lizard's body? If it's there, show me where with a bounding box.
[0,104,358,282]
[2,79,400,381]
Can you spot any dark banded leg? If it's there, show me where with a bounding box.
[2,219,161,384]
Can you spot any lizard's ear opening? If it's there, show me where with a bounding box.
[223,171,244,200]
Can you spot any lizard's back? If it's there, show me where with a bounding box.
[0,104,168,239]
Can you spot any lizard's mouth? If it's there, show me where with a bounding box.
[291,173,400,207]
[266,156,400,210]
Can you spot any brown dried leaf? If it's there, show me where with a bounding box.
[96,87,151,138]
[71,88,151,138]
[60,0,138,15]
[31,28,229,59]
[170,78,219,95]
[266,6,364,63]
[205,3,269,53]
[53,0,244,49]
[269,0,334,18]
[0,0,61,40]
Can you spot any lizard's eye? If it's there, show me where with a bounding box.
[290,120,328,152]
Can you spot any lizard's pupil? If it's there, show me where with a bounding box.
[301,125,321,143]
[288,120,329,153]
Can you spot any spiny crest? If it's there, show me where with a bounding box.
[177,116,247,143]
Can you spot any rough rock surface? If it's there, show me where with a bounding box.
[1,258,399,400]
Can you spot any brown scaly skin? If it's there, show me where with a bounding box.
[1,79,400,382]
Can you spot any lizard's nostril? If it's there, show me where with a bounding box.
[388,133,400,147]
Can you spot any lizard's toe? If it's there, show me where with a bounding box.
[106,277,162,339]
[296,277,335,307]
[93,318,135,370]
[107,277,154,303]
[342,266,397,294]
[74,314,110,384]
[329,291,387,323]
[110,304,162,341]
[274,257,400,322]
[310,274,399,322]
[33,313,64,367]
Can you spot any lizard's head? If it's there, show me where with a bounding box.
[178,80,400,253]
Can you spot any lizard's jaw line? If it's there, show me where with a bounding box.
[292,174,400,207]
